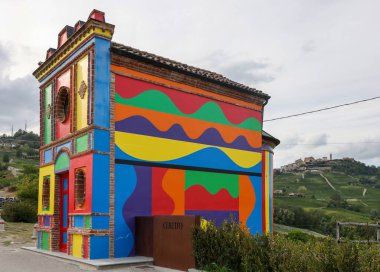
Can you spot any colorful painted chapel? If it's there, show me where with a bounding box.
[33,10,280,259]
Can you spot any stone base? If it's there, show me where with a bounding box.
[22,247,153,270]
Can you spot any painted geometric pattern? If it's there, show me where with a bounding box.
[115,76,263,174]
[114,164,263,257]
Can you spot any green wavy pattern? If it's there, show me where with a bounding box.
[185,170,239,198]
[115,90,262,131]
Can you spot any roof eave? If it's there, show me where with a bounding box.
[110,45,270,103]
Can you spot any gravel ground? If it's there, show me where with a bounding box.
[0,242,183,272]
[0,222,183,272]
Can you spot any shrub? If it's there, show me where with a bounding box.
[17,173,38,204]
[313,238,338,272]
[336,242,360,272]
[202,263,232,272]
[358,244,380,272]
[269,235,313,271]
[193,221,380,271]
[285,230,313,242]
[192,219,271,272]
[1,201,37,223]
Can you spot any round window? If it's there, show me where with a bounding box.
[56,88,70,123]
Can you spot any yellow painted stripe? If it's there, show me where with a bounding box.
[38,165,55,215]
[76,55,89,130]
[72,234,83,258]
[116,131,261,169]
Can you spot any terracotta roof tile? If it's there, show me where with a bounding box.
[263,130,280,146]
[111,42,270,100]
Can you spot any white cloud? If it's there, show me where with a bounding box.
[0,43,39,134]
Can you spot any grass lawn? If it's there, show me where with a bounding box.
[274,223,326,238]
[0,222,35,246]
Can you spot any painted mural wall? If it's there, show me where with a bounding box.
[114,74,266,257]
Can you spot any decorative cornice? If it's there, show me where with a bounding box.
[33,19,114,81]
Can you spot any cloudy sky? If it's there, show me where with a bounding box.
[0,0,379,167]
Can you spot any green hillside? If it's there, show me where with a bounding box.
[274,168,380,234]
[0,130,39,193]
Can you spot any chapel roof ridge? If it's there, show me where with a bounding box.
[111,42,270,100]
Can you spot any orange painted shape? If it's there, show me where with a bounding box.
[162,169,185,215]
[111,65,263,112]
[115,104,261,148]
[239,175,256,227]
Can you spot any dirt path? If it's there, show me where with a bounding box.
[320,173,337,191]
[7,166,20,177]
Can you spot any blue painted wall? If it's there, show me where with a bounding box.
[114,163,137,257]
[92,153,110,213]
[90,236,109,259]
[93,129,110,152]
[246,176,263,235]
[93,37,111,128]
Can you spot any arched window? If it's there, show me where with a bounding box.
[55,87,70,123]
[42,176,50,210]
[75,169,86,208]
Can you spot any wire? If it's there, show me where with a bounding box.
[264,96,380,122]
[280,142,380,146]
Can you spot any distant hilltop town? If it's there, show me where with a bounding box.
[279,154,355,173]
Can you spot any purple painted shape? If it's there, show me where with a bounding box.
[115,116,260,152]
[43,215,50,227]
[122,165,152,256]
[185,210,239,226]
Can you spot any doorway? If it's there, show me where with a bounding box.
[59,172,69,252]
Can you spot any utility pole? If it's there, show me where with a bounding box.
[11,124,13,137]
[25,120,27,132]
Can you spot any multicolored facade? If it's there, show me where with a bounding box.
[33,10,279,259]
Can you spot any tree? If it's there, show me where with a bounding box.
[16,149,22,158]
[298,186,307,194]
[17,175,38,204]
[2,153,9,163]
[17,165,38,204]
[327,193,348,208]
[13,129,26,138]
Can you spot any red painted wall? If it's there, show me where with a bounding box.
[56,69,71,140]
[69,153,93,214]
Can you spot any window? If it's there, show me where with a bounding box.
[42,176,50,210]
[55,87,70,123]
[75,169,86,208]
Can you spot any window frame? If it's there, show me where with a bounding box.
[42,176,50,210]
[55,87,70,123]
[74,168,86,209]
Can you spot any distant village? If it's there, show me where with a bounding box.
[278,154,354,173]
[274,155,356,198]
